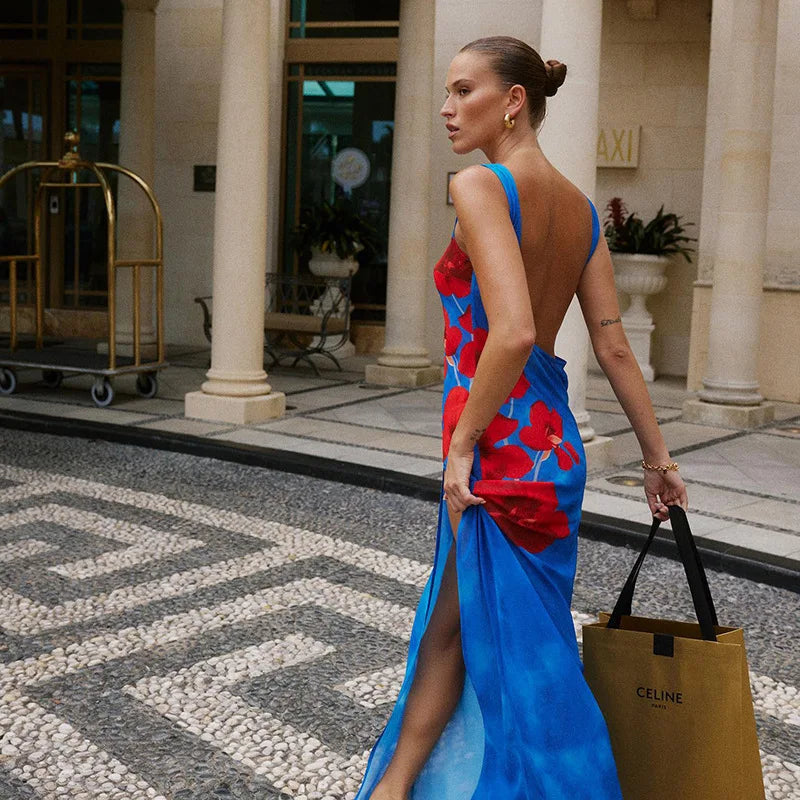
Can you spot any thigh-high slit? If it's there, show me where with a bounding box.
[376,542,465,793]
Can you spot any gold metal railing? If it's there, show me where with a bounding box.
[0,255,42,351]
[0,131,165,371]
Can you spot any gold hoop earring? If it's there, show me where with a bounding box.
[503,113,515,129]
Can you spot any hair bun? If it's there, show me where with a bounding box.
[544,59,567,97]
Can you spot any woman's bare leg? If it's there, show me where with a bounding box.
[370,508,465,799]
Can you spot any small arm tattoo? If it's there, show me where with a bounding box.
[467,427,486,444]
[600,316,621,327]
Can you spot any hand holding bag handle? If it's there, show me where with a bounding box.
[607,505,719,641]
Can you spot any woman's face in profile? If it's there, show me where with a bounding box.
[441,51,509,155]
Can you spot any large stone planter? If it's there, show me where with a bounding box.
[307,247,358,359]
[308,249,359,279]
[611,252,670,382]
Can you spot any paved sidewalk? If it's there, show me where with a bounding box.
[0,427,797,799]
[1,344,800,574]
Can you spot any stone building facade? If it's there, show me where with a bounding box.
[2,0,798,429]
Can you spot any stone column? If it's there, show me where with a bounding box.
[364,0,441,388]
[539,0,612,466]
[185,0,285,424]
[684,0,776,428]
[114,0,159,358]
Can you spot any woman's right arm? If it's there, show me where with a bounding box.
[576,235,687,519]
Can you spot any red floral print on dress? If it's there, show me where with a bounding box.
[443,309,462,357]
[519,400,581,471]
[508,372,530,400]
[556,440,581,470]
[433,239,473,299]
[460,327,488,378]
[478,414,534,480]
[474,479,571,553]
[442,386,470,458]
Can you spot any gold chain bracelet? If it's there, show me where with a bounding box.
[641,459,679,473]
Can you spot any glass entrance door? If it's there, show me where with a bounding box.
[0,62,121,311]
[62,62,120,308]
[284,64,395,323]
[1,0,121,322]
[0,65,47,311]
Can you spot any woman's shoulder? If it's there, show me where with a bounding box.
[449,164,502,192]
[510,160,592,218]
[448,165,511,212]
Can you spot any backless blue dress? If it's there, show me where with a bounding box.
[354,163,623,799]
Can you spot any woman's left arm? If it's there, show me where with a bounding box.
[444,167,537,512]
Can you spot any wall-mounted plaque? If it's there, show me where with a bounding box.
[193,165,217,192]
[597,125,641,168]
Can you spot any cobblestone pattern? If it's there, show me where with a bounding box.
[0,431,797,799]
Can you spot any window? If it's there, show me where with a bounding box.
[283,3,399,322]
[0,1,48,40]
[67,0,123,41]
[58,64,120,308]
[288,0,399,39]
[1,3,122,312]
[284,64,396,322]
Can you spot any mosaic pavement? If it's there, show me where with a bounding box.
[0,429,797,800]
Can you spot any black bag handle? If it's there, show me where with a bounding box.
[607,505,719,642]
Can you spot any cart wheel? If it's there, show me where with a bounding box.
[90,378,114,408]
[41,370,64,389]
[135,372,158,399]
[0,368,17,396]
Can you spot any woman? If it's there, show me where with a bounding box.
[356,36,688,800]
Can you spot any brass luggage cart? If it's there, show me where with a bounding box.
[0,132,166,407]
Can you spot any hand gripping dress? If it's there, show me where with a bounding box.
[354,163,623,799]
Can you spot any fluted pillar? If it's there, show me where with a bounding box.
[364,0,441,388]
[684,0,776,428]
[113,0,158,357]
[184,0,285,424]
[539,0,612,464]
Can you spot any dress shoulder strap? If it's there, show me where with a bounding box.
[585,195,600,267]
[481,163,522,244]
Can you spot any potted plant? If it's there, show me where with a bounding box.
[292,198,379,278]
[603,197,697,381]
[291,198,379,360]
[604,197,697,262]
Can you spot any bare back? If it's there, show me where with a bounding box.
[515,160,596,351]
[455,156,596,354]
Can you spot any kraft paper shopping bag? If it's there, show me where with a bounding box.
[582,506,764,800]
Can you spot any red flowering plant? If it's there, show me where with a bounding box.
[604,197,697,263]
